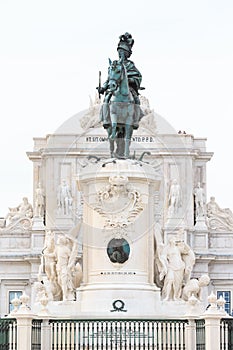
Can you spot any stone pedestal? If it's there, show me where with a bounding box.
[76,159,161,316]
[32,217,45,230]
[192,218,209,251]
[55,215,74,229]
[195,216,208,230]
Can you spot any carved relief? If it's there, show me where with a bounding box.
[3,197,33,231]
[57,180,73,216]
[79,94,157,133]
[35,182,45,218]
[107,238,130,264]
[206,196,233,231]
[3,218,32,232]
[167,179,182,218]
[139,96,157,133]
[182,274,210,301]
[194,182,205,218]
[39,229,82,302]
[93,175,144,228]
[80,94,102,130]
[158,234,195,301]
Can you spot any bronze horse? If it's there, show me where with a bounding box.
[100,58,140,158]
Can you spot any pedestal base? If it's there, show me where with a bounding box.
[76,283,161,317]
[55,216,74,229]
[32,217,45,230]
[165,217,185,230]
[32,297,205,319]
[195,216,208,230]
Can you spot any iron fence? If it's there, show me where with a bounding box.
[31,319,42,350]
[221,318,233,350]
[195,319,205,350]
[49,319,188,350]
[0,318,17,350]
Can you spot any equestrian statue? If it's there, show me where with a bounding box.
[97,33,144,158]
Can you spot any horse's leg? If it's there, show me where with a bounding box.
[109,123,117,140]
[115,126,125,158]
[109,113,117,140]
[123,109,134,158]
[107,127,115,157]
[124,123,133,158]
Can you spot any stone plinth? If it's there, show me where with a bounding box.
[32,217,45,230]
[76,159,161,316]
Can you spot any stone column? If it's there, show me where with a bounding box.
[41,318,51,350]
[16,315,34,350]
[185,317,196,350]
[202,292,226,350]
[14,292,35,350]
[184,294,202,350]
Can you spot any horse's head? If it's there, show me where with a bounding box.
[108,58,124,92]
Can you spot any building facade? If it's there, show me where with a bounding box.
[0,97,232,317]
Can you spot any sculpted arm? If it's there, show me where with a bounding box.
[158,247,168,281]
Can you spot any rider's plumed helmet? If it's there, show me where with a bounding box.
[117,32,134,59]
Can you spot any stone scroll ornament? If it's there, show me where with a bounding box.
[93,175,144,228]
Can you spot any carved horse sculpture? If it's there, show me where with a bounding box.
[103,58,139,158]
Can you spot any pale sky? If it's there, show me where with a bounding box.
[0,0,233,216]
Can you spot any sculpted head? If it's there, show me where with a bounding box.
[109,175,128,194]
[57,235,68,246]
[199,274,210,287]
[168,237,176,246]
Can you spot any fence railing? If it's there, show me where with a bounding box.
[49,319,188,350]
[195,319,205,350]
[10,316,233,350]
[221,318,233,350]
[0,318,17,350]
[31,319,42,350]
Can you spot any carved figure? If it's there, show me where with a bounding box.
[34,282,48,302]
[35,182,45,217]
[159,238,185,301]
[194,182,205,217]
[5,197,33,224]
[182,274,210,301]
[43,231,57,283]
[57,180,73,215]
[98,33,144,158]
[72,262,83,289]
[39,225,82,301]
[206,196,233,231]
[159,237,195,301]
[55,235,78,301]
[167,179,181,217]
[38,230,62,301]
